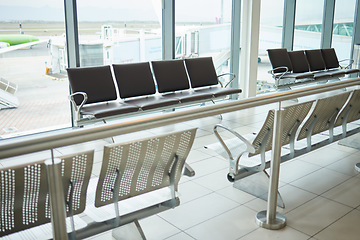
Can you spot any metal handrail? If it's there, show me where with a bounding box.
[1,78,360,160]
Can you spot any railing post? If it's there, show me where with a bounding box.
[255,108,286,230]
[45,157,69,240]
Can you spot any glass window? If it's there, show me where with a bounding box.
[293,0,324,50]
[175,0,232,79]
[0,1,69,138]
[75,0,162,67]
[257,0,284,94]
[332,0,356,60]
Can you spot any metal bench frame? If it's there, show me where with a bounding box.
[208,90,360,208]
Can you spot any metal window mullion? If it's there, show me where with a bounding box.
[64,0,80,128]
[350,0,360,60]
[230,0,241,93]
[162,0,175,60]
[321,0,335,49]
[64,0,80,68]
[282,0,296,51]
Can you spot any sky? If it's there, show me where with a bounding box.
[0,0,357,24]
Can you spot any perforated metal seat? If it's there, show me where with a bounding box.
[334,89,360,136]
[206,101,314,208]
[297,92,351,151]
[95,128,196,207]
[0,150,94,239]
[80,129,197,239]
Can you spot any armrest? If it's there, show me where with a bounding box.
[339,59,354,69]
[217,73,236,88]
[268,66,289,80]
[68,92,88,121]
[213,124,255,177]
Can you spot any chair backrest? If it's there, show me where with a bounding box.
[249,101,314,157]
[335,89,360,127]
[95,128,197,207]
[249,110,274,157]
[112,62,156,99]
[67,65,117,105]
[280,101,314,145]
[288,50,310,73]
[267,48,293,73]
[0,150,94,237]
[321,48,340,69]
[305,49,327,71]
[297,92,351,140]
[184,57,219,88]
[61,150,94,215]
[151,60,191,93]
[0,160,50,237]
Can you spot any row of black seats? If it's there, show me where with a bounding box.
[67,57,241,126]
[267,48,360,87]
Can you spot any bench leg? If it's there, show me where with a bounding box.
[183,162,195,177]
[112,220,146,240]
[232,170,285,208]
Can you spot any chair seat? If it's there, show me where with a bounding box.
[162,91,213,103]
[124,95,180,110]
[81,102,140,118]
[343,68,360,74]
[326,69,346,77]
[283,72,314,79]
[312,71,333,80]
[194,86,242,98]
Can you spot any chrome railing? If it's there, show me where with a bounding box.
[1,78,360,159]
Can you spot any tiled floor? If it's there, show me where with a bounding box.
[3,100,360,240]
[82,102,360,240]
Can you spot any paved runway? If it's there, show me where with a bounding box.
[0,41,71,137]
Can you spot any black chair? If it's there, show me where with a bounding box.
[151,59,213,103]
[267,48,314,85]
[288,50,331,80]
[321,48,360,75]
[67,66,139,121]
[305,49,345,78]
[112,62,179,110]
[184,57,241,98]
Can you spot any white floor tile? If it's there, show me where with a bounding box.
[314,210,360,240]
[192,168,231,191]
[186,149,214,164]
[325,152,360,176]
[140,215,181,240]
[285,196,352,236]
[290,168,351,195]
[216,185,257,205]
[241,226,311,240]
[158,193,239,230]
[165,232,195,240]
[188,156,228,180]
[279,159,321,183]
[277,184,317,214]
[177,181,212,204]
[299,145,352,167]
[185,205,258,240]
[322,176,360,208]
